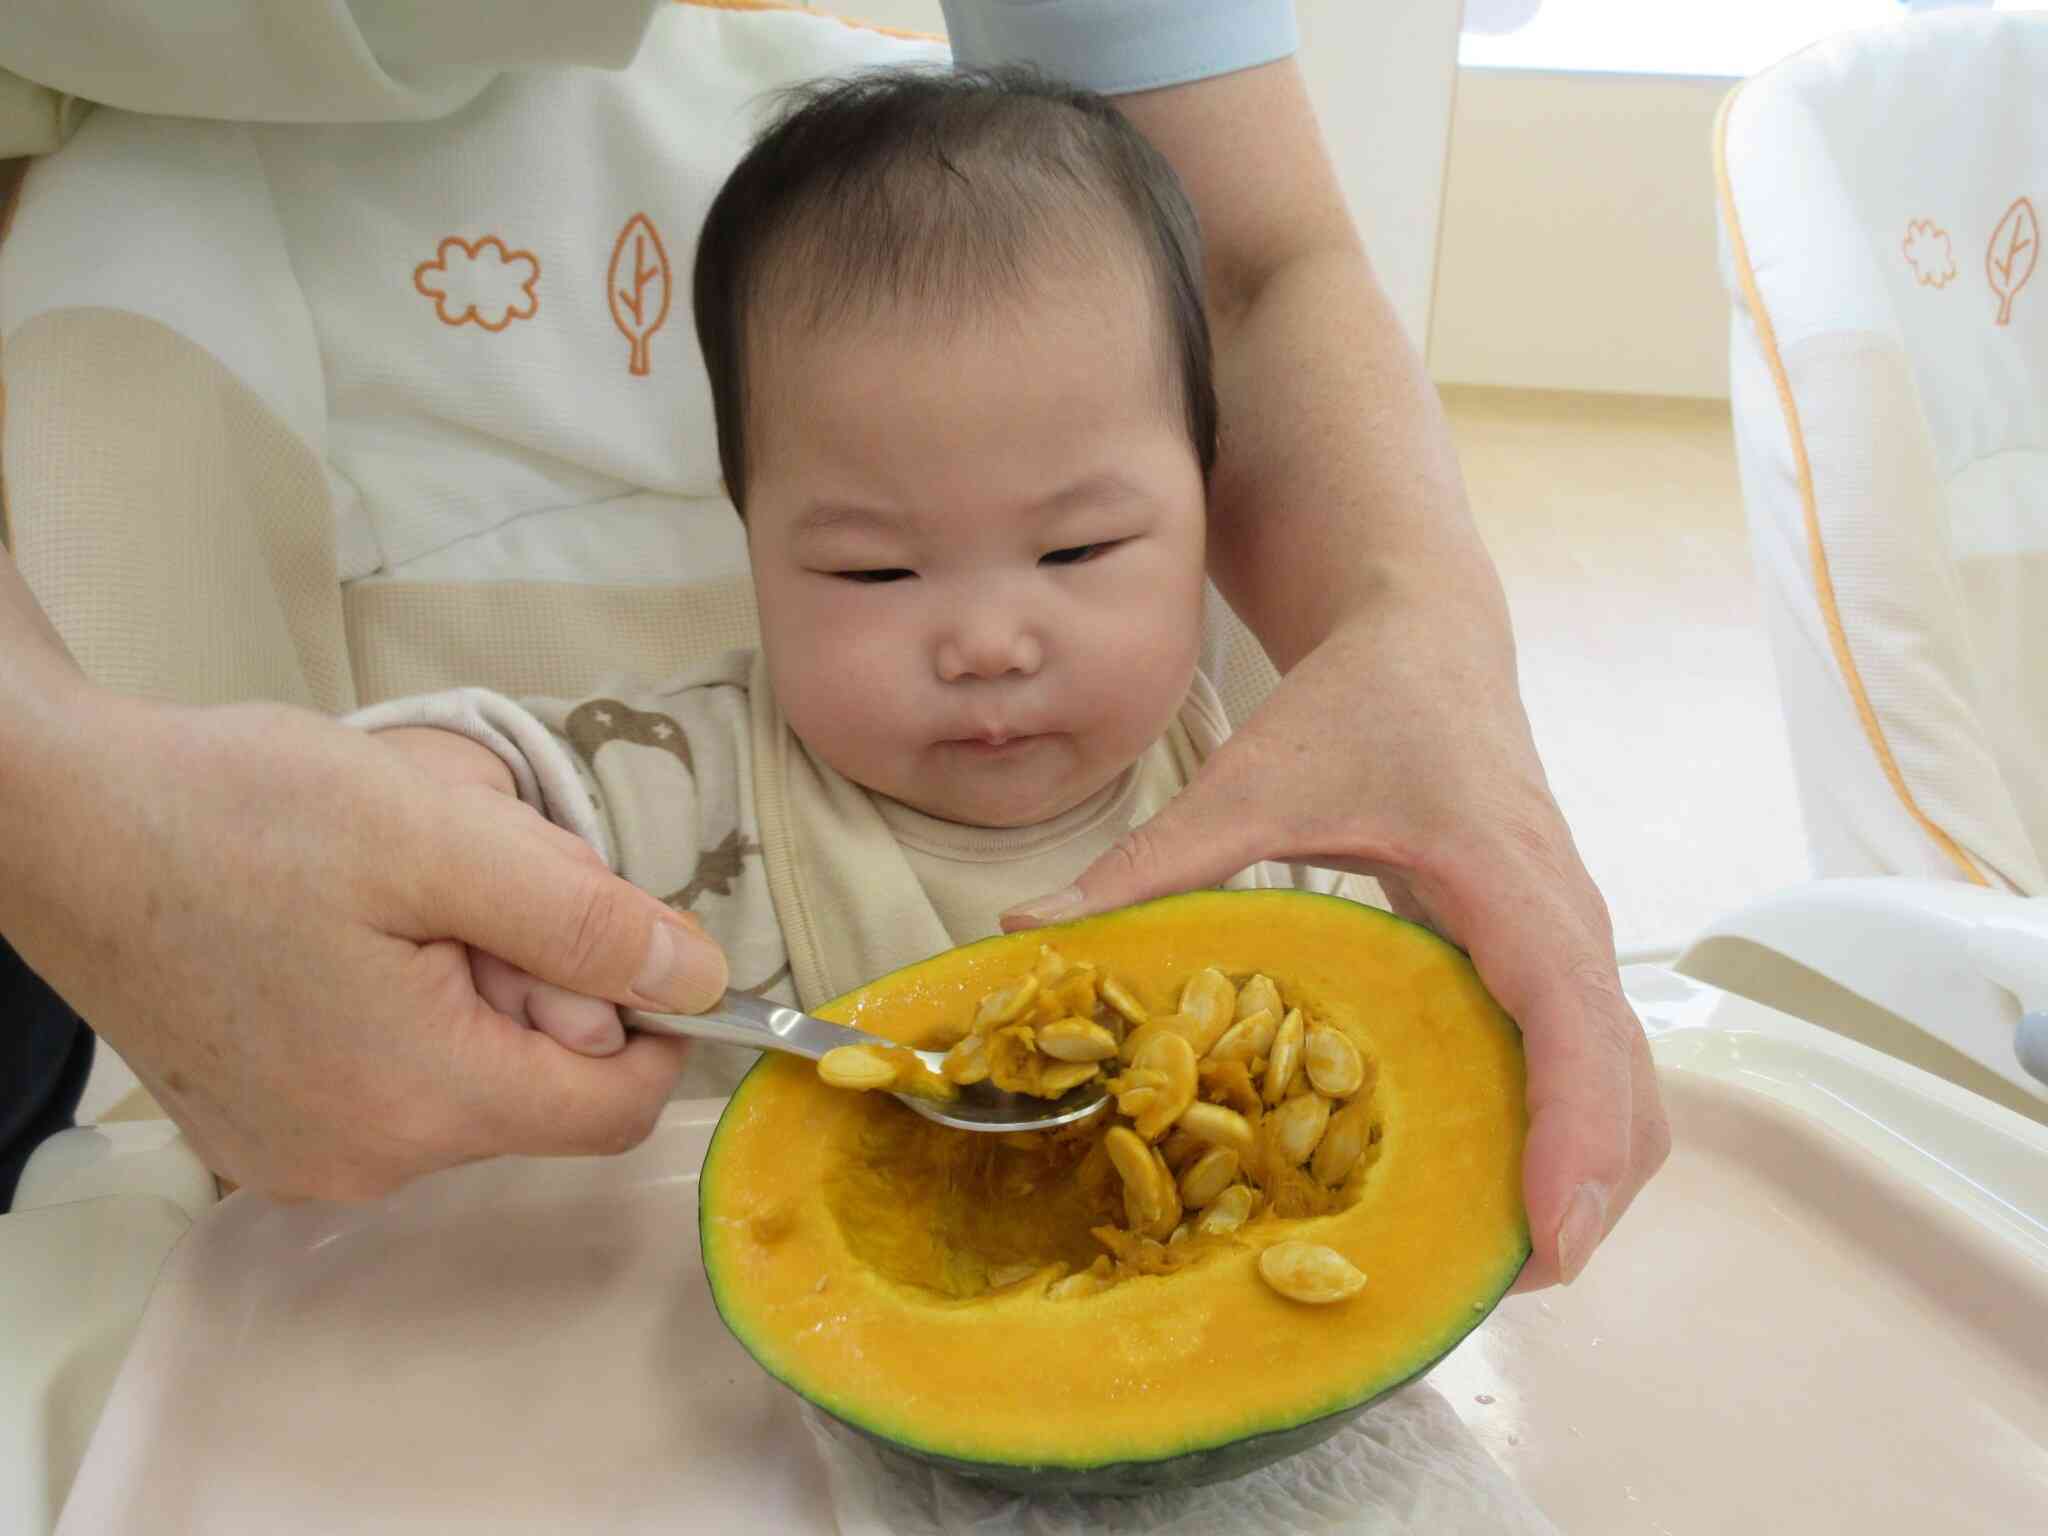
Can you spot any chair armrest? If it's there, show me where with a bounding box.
[13,1121,219,1222]
[1678,877,2048,1099]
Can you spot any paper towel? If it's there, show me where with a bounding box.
[803,1382,1559,1536]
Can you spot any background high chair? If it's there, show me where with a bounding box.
[1686,8,2048,1115]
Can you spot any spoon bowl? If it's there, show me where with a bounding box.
[633,991,1109,1132]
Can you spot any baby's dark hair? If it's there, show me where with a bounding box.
[692,66,1218,514]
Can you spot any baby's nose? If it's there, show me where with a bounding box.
[937,621,1043,682]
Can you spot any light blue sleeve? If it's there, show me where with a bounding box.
[938,0,1298,95]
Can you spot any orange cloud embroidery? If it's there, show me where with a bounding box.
[1902,219,1956,289]
[414,235,541,331]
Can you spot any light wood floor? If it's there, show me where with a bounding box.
[1442,385,1807,958]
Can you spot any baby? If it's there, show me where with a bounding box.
[358,67,1364,1094]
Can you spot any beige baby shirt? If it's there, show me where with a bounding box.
[351,649,1370,1100]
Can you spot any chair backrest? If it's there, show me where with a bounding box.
[0,2,1291,725]
[1716,9,2048,895]
[0,3,937,716]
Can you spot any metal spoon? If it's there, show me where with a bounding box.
[631,991,1110,1132]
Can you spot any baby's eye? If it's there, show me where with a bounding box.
[1039,540,1121,567]
[835,568,916,584]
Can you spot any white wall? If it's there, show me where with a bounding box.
[808,1,1464,351]
[1294,0,1462,349]
[1429,68,1734,398]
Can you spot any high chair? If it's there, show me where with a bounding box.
[1684,8,2048,1115]
[5,6,2047,1533]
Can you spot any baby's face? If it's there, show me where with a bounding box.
[743,262,1207,828]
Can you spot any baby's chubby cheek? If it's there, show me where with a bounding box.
[764,635,914,780]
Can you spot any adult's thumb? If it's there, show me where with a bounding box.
[409,801,727,1012]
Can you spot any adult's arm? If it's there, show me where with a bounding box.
[1006,57,1670,1289]
[0,544,725,1199]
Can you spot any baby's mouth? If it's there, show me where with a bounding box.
[945,729,1044,752]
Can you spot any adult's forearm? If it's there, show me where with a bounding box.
[1119,60,1517,689]
[0,539,86,770]
[1203,238,1516,689]
[0,546,93,919]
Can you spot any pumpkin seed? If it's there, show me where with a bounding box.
[942,1033,990,1085]
[1178,1146,1240,1208]
[986,1024,1044,1095]
[1236,974,1283,1024]
[1159,1127,1207,1173]
[1039,1060,1101,1095]
[1130,1030,1199,1141]
[1177,1102,1255,1159]
[1195,1183,1256,1236]
[974,974,1040,1033]
[987,1262,1039,1288]
[1148,1149,1185,1238]
[1269,1091,1332,1166]
[817,1044,898,1092]
[1207,1007,1277,1064]
[1101,976,1150,1028]
[1178,968,1238,1055]
[1312,1098,1374,1186]
[1118,1013,1205,1063]
[1048,1270,1105,1301]
[1106,1064,1167,1118]
[1258,1241,1367,1304]
[1262,1008,1304,1105]
[1038,1017,1119,1062]
[1305,1024,1365,1098]
[1105,1125,1181,1239]
[1032,946,1071,987]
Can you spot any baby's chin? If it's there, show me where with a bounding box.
[892,782,1089,830]
[887,758,1114,830]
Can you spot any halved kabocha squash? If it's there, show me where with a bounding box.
[698,890,1528,1494]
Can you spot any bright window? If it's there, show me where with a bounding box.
[1458,0,2033,80]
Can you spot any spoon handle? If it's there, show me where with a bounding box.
[628,990,874,1061]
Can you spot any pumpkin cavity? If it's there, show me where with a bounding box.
[817,948,1384,1302]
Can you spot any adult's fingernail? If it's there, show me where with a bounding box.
[999,885,1085,929]
[634,917,727,1012]
[1556,1182,1609,1286]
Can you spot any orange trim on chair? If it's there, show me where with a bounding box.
[675,0,945,45]
[1712,85,1988,886]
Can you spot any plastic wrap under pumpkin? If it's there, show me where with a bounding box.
[698,890,1529,1494]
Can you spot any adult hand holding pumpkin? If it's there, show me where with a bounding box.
[1002,612,1668,1290]
[1002,62,1671,1291]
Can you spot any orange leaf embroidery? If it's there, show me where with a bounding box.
[608,213,673,376]
[1987,196,2038,326]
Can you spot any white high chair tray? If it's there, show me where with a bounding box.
[53,970,2048,1534]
